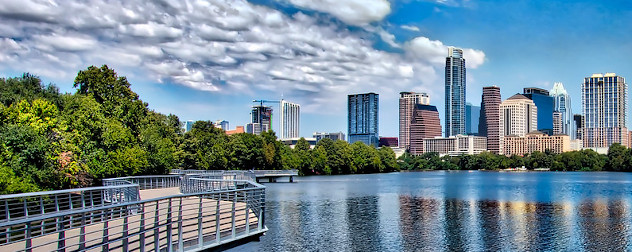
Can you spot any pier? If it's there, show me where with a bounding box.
[0,171,267,252]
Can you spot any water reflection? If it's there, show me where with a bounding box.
[231,172,632,251]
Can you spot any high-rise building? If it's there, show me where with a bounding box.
[574,114,584,140]
[553,111,563,135]
[399,92,430,149]
[251,105,273,135]
[214,120,229,131]
[409,104,442,154]
[500,94,538,154]
[279,100,300,140]
[379,137,399,147]
[313,132,346,142]
[423,135,487,156]
[246,123,269,135]
[466,103,480,135]
[184,120,194,133]
[348,93,379,147]
[523,87,554,135]
[445,47,466,137]
[582,73,628,148]
[550,82,574,138]
[479,86,502,154]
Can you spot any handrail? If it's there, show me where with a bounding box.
[0,175,267,252]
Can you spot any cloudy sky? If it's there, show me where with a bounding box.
[1,0,631,138]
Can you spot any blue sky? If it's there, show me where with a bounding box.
[1,0,631,138]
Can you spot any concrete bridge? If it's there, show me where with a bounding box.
[0,171,267,251]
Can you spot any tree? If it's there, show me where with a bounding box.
[606,143,628,171]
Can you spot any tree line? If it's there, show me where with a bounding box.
[398,143,632,172]
[0,66,398,194]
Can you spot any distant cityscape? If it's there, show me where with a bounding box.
[185,47,629,157]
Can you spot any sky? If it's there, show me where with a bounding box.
[1,0,632,138]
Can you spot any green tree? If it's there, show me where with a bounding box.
[606,143,628,171]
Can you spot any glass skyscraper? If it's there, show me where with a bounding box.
[279,100,300,140]
[466,103,480,135]
[550,82,574,138]
[348,93,379,147]
[251,105,272,135]
[582,73,628,148]
[445,47,466,137]
[523,87,554,135]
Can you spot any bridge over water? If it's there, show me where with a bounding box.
[0,170,273,251]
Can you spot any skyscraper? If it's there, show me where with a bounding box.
[582,73,628,148]
[500,94,538,137]
[479,86,501,154]
[466,103,480,135]
[553,111,562,135]
[399,92,430,149]
[279,100,300,140]
[574,114,583,140]
[251,105,272,135]
[445,47,466,137]
[523,87,554,135]
[550,82,574,138]
[214,120,229,131]
[409,104,442,155]
[348,93,379,147]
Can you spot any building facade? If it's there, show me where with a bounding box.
[246,123,268,135]
[409,104,442,154]
[479,86,502,154]
[348,93,379,147]
[466,103,480,135]
[214,120,229,131]
[553,111,562,135]
[313,132,346,142]
[379,137,399,147]
[582,73,628,148]
[445,47,466,137]
[500,94,538,154]
[423,135,487,156]
[251,105,272,134]
[279,100,300,140]
[503,132,570,156]
[574,114,583,140]
[550,82,574,139]
[399,92,430,149]
[184,120,194,133]
[523,87,554,135]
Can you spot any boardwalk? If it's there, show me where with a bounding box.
[0,173,266,252]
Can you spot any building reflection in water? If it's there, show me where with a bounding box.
[396,195,632,251]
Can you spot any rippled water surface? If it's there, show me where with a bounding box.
[230,171,632,251]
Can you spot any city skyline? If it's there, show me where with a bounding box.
[1,1,632,138]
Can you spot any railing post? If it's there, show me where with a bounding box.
[123,214,129,252]
[101,219,109,251]
[215,193,221,243]
[231,191,236,239]
[25,222,32,252]
[139,208,146,252]
[79,213,86,251]
[245,191,250,234]
[166,198,173,252]
[197,197,203,248]
[57,216,66,252]
[177,197,183,252]
[153,202,160,252]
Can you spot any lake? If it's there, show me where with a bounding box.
[230,171,632,251]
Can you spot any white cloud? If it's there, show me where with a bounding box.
[284,0,391,26]
[0,0,485,115]
[400,25,420,32]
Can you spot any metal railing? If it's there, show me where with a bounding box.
[103,175,182,190]
[252,170,298,176]
[173,170,256,182]
[0,175,267,251]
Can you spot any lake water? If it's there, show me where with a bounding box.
[231,171,632,251]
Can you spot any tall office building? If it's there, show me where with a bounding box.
[479,86,502,154]
[500,94,538,154]
[214,120,229,131]
[279,100,300,140]
[409,104,442,155]
[251,105,273,135]
[553,111,563,135]
[466,103,480,135]
[574,114,584,140]
[582,73,628,148]
[399,92,430,149]
[313,132,346,142]
[523,87,554,135]
[348,93,379,147]
[184,120,194,133]
[550,82,574,138]
[445,47,466,137]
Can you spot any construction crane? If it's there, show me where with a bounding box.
[252,99,281,134]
